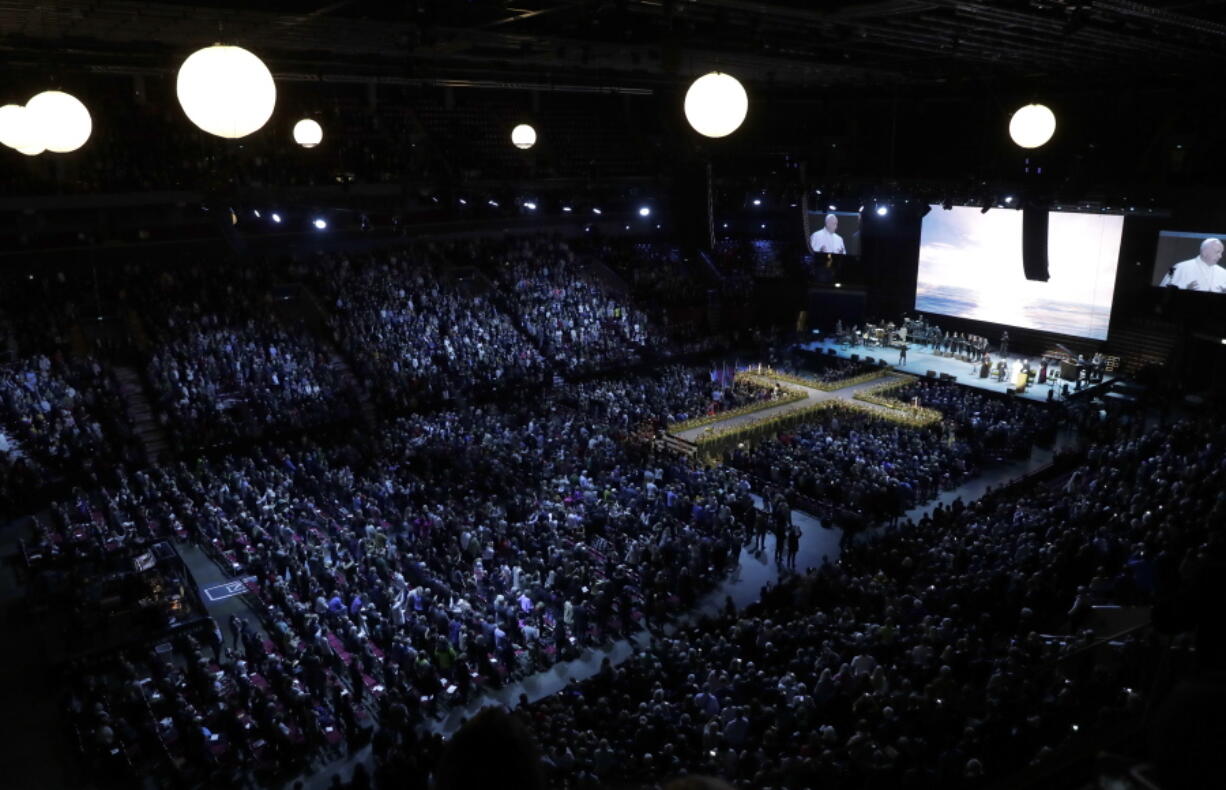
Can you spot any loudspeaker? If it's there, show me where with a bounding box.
[939,372,957,382]
[1022,208,1050,282]
[926,370,937,378]
[827,348,838,355]
[850,354,859,361]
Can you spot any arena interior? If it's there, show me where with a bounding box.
[3,2,1226,789]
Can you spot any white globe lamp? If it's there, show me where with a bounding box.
[26,91,92,153]
[293,118,323,148]
[177,45,277,139]
[0,104,28,149]
[511,123,537,150]
[684,72,749,138]
[0,104,44,155]
[1009,103,1056,149]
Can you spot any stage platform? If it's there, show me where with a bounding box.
[796,337,1116,404]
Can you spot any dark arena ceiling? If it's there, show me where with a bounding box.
[5,1,1226,190]
[8,1,1226,86]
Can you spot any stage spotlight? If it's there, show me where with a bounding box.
[752,198,762,206]
[638,206,651,217]
[271,213,282,223]
[875,206,888,216]
[684,72,748,138]
[458,198,468,205]
[488,200,500,208]
[1004,196,1014,204]
[253,209,261,218]
[562,206,573,213]
[313,218,327,230]
[592,207,602,215]
[523,201,537,210]
[828,204,837,211]
[1009,103,1056,149]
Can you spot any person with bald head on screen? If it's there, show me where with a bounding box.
[810,214,847,255]
[1160,237,1226,292]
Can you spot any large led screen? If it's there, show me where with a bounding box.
[915,206,1122,341]
[1152,231,1226,293]
[804,210,861,256]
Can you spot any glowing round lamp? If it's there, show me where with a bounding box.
[177,45,277,139]
[511,123,537,150]
[0,104,42,154]
[684,72,748,138]
[293,118,322,148]
[1009,103,1056,149]
[26,91,92,153]
[0,104,28,149]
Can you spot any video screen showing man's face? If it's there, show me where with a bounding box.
[806,211,860,256]
[1153,231,1226,293]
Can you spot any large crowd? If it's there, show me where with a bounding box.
[491,237,657,373]
[4,237,1211,790]
[300,247,548,410]
[1,354,139,509]
[890,380,1059,458]
[514,418,1218,789]
[568,366,778,433]
[731,406,974,520]
[136,263,359,448]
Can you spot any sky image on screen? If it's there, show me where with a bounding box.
[915,206,1122,341]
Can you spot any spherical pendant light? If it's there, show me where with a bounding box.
[177,44,277,139]
[293,118,323,148]
[0,104,44,155]
[511,123,537,150]
[1009,103,1056,149]
[26,91,92,153]
[684,72,749,138]
[0,104,28,149]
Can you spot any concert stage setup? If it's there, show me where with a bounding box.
[796,336,1117,404]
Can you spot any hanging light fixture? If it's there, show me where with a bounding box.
[293,118,323,148]
[1009,103,1056,149]
[511,123,537,150]
[177,44,277,139]
[684,72,748,138]
[0,104,45,155]
[26,91,92,153]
